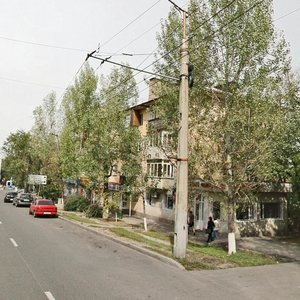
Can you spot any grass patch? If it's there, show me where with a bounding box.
[137,229,173,242]
[61,212,98,225]
[187,242,279,269]
[110,228,280,270]
[226,250,280,267]
[110,228,173,251]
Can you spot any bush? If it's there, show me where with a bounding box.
[40,184,61,201]
[64,195,89,212]
[105,201,119,213]
[85,204,103,218]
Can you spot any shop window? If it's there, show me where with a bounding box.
[260,202,282,219]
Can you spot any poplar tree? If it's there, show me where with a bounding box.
[30,92,62,198]
[153,0,299,253]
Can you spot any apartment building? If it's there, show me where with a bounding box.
[127,78,291,237]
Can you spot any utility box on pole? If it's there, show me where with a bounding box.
[173,11,189,259]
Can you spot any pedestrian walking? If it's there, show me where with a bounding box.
[206,216,215,244]
[188,210,195,235]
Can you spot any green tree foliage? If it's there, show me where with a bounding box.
[1,131,34,188]
[60,63,142,212]
[153,0,300,251]
[60,63,98,180]
[30,92,62,198]
[90,66,141,187]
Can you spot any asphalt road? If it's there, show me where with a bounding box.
[1,190,300,300]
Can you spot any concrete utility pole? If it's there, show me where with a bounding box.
[173,11,189,258]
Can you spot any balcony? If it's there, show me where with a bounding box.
[147,176,174,190]
[148,118,163,129]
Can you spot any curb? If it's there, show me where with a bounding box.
[58,215,186,271]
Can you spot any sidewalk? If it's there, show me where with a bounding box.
[121,215,300,262]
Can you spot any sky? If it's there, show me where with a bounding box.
[0,0,299,152]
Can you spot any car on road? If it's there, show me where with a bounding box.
[29,199,57,217]
[3,192,18,203]
[13,193,33,207]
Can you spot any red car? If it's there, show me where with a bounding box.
[29,199,58,217]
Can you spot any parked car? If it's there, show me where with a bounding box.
[3,192,18,203]
[29,199,57,217]
[13,193,33,207]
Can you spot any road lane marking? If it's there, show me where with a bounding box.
[45,291,56,300]
[10,238,18,247]
[0,221,2,224]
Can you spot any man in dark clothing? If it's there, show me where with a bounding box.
[206,216,215,243]
[188,210,195,235]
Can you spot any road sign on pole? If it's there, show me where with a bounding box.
[28,175,47,185]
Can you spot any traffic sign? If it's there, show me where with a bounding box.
[28,175,47,185]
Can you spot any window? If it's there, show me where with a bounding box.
[213,202,220,220]
[148,110,157,121]
[161,131,172,147]
[147,160,174,178]
[165,195,174,209]
[122,194,129,209]
[148,131,172,148]
[236,205,255,220]
[131,110,143,127]
[149,132,160,147]
[38,200,54,205]
[260,202,282,219]
[146,191,159,206]
[138,111,143,125]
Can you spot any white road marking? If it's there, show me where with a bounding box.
[0,221,2,224]
[10,238,18,247]
[45,291,56,300]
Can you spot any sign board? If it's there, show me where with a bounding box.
[28,175,47,185]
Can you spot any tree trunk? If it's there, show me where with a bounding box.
[102,193,109,220]
[227,201,236,254]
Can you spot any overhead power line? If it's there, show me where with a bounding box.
[0,75,64,89]
[140,0,264,77]
[58,1,163,105]
[0,34,149,56]
[167,0,188,14]
[142,0,237,74]
[87,0,241,107]
[124,0,266,104]
[94,4,186,99]
[89,53,178,81]
[57,59,89,103]
[274,7,300,22]
[100,0,162,49]
[0,35,89,52]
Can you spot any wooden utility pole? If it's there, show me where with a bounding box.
[173,11,189,258]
